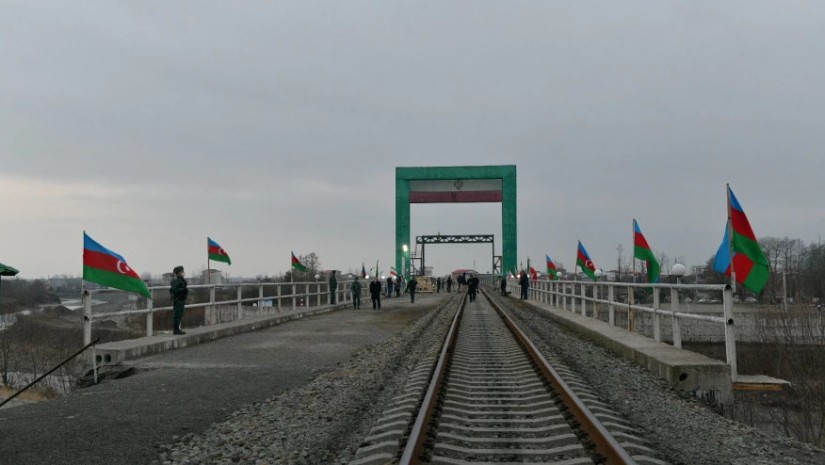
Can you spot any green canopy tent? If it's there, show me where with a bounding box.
[0,263,20,307]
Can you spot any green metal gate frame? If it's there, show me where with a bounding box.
[395,165,517,278]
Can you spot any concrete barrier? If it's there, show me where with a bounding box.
[520,299,734,406]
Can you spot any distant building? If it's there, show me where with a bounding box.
[198,269,224,285]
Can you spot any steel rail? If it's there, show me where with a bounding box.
[482,288,638,465]
[398,294,467,465]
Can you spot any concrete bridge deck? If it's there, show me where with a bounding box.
[0,295,441,465]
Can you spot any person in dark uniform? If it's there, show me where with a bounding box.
[519,270,529,299]
[500,276,508,296]
[329,270,338,304]
[436,277,442,293]
[408,276,418,303]
[446,276,453,293]
[169,266,188,335]
[369,276,382,310]
[467,274,479,302]
[350,276,362,309]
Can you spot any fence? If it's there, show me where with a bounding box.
[491,277,738,380]
[81,280,362,345]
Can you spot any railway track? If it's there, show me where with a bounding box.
[352,288,666,465]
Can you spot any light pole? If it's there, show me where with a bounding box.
[402,244,408,281]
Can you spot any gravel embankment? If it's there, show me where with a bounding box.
[498,294,825,465]
[155,294,460,465]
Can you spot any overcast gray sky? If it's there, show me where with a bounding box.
[2,1,824,280]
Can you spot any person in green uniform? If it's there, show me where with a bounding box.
[329,270,338,305]
[350,277,362,309]
[169,266,188,335]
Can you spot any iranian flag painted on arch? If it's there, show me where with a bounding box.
[409,179,502,203]
[83,232,151,299]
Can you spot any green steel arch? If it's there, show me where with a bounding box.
[396,165,517,277]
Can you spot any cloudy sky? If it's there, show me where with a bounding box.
[2,1,824,280]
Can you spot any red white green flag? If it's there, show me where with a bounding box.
[83,232,151,299]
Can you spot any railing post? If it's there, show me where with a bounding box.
[627,285,634,332]
[723,286,738,381]
[653,287,661,342]
[571,283,576,314]
[580,283,587,317]
[542,281,548,304]
[83,290,92,345]
[670,286,682,348]
[292,283,297,309]
[608,284,615,326]
[277,284,282,311]
[146,294,153,337]
[258,283,264,315]
[594,284,600,321]
[209,285,216,325]
[236,286,243,321]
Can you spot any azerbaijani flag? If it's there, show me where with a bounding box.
[715,186,770,294]
[576,241,598,281]
[633,219,660,283]
[361,262,367,279]
[207,237,231,265]
[83,232,151,299]
[545,255,558,279]
[291,252,307,272]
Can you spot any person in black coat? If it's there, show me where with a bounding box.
[519,271,529,299]
[408,276,418,303]
[500,277,508,296]
[169,266,188,334]
[467,274,479,302]
[369,277,382,309]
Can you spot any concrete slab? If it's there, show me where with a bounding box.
[516,298,734,405]
[734,374,791,391]
[88,302,352,369]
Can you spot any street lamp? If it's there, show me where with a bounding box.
[671,264,686,282]
[402,244,409,279]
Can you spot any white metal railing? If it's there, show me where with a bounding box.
[81,280,362,345]
[490,277,738,380]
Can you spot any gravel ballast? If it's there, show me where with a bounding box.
[496,293,825,465]
[155,294,461,465]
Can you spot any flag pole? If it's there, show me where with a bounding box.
[726,184,736,293]
[629,220,636,332]
[207,237,211,285]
